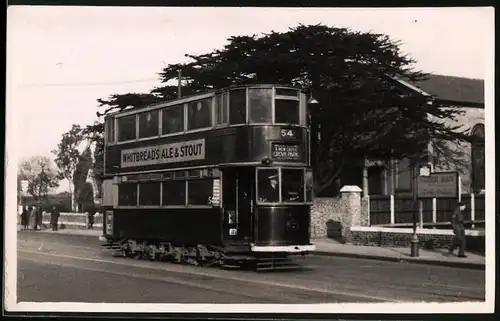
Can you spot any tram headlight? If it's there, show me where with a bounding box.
[261,158,272,165]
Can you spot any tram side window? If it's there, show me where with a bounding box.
[139,182,161,205]
[162,105,184,135]
[305,169,313,202]
[257,169,279,203]
[229,89,246,125]
[118,183,138,206]
[187,179,213,206]
[215,93,229,125]
[281,169,304,202]
[138,110,159,138]
[188,99,212,130]
[275,99,299,124]
[117,115,137,142]
[162,181,186,206]
[105,118,115,144]
[248,88,272,123]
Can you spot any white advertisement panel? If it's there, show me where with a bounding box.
[120,138,206,168]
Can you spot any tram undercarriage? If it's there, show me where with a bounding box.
[101,238,310,272]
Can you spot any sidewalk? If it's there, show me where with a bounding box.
[26,228,485,270]
[313,238,486,270]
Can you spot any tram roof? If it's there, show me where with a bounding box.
[103,83,306,119]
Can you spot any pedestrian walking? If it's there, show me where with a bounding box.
[51,205,60,231]
[449,201,467,258]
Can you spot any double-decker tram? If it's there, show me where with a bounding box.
[99,84,315,271]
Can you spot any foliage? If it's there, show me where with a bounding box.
[51,124,85,210]
[18,156,60,204]
[77,182,95,212]
[52,124,84,185]
[73,148,93,211]
[92,23,472,195]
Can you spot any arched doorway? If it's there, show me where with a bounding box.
[471,124,485,193]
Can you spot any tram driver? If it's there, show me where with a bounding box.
[258,174,279,203]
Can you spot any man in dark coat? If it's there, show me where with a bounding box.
[449,201,467,258]
[51,205,60,231]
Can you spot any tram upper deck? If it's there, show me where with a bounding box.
[103,84,312,176]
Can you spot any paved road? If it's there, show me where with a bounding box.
[15,231,485,303]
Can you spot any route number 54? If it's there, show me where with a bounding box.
[280,129,295,138]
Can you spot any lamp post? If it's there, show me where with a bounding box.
[307,94,319,169]
[411,163,433,257]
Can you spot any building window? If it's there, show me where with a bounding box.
[187,179,213,205]
[395,158,412,192]
[138,110,159,138]
[187,99,212,130]
[248,88,272,123]
[229,89,246,125]
[162,181,186,206]
[139,182,161,205]
[162,105,184,135]
[118,183,137,206]
[117,115,136,142]
[471,123,485,192]
[368,166,384,195]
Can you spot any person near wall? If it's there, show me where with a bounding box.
[36,205,44,230]
[21,205,29,231]
[29,205,37,230]
[449,201,467,258]
[51,205,60,231]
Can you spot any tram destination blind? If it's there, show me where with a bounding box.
[271,143,301,161]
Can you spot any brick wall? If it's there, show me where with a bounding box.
[349,226,485,253]
[310,197,344,238]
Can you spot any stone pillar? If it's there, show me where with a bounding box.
[340,185,363,242]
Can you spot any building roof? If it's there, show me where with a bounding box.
[410,74,484,106]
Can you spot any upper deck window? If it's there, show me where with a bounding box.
[274,88,300,125]
[117,114,137,142]
[229,89,246,125]
[188,99,212,130]
[215,92,229,125]
[248,88,272,123]
[105,117,115,144]
[162,105,184,135]
[275,88,299,97]
[138,110,159,138]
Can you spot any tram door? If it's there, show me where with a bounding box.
[221,167,253,244]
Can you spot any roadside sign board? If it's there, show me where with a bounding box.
[417,171,459,198]
[21,180,29,193]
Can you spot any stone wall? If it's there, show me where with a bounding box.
[310,197,344,238]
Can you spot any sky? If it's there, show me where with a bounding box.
[6,6,493,193]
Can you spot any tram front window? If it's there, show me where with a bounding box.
[257,169,279,203]
[281,168,304,202]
